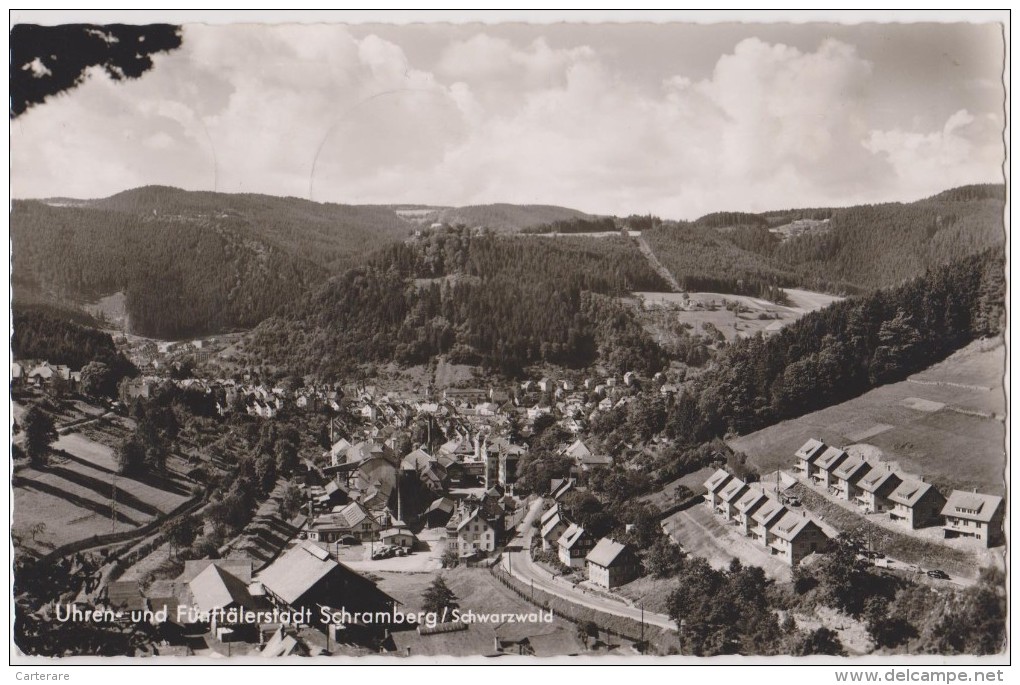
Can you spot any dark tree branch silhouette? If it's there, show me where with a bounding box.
[11,23,182,118]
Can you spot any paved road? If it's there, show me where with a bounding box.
[501,499,676,632]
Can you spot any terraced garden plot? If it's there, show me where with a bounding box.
[13,431,193,555]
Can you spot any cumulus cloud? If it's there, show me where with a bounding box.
[437,34,594,92]
[10,25,1005,217]
[865,109,1004,198]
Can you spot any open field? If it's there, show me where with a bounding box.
[83,290,129,332]
[728,338,1005,496]
[13,428,194,556]
[634,288,842,341]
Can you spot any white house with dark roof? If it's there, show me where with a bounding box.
[941,490,1004,547]
[703,468,733,511]
[794,438,828,478]
[769,511,831,565]
[830,456,872,502]
[456,508,496,556]
[557,523,595,569]
[734,486,769,536]
[715,477,749,521]
[855,466,903,514]
[540,510,571,551]
[306,501,379,543]
[750,497,788,548]
[585,538,640,589]
[380,526,416,548]
[887,479,946,529]
[811,446,849,489]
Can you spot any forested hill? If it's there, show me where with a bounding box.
[245,227,669,380]
[12,199,321,339]
[92,186,415,272]
[11,187,601,339]
[11,187,416,339]
[658,248,1005,443]
[12,304,136,382]
[772,184,1005,291]
[643,184,1004,297]
[12,183,1002,342]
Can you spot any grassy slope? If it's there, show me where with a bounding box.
[727,338,1006,496]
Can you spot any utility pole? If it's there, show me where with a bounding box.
[640,603,645,651]
[110,474,118,534]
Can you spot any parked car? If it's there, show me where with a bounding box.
[926,569,950,580]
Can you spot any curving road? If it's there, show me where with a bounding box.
[502,498,676,632]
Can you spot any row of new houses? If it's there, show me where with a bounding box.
[794,438,1005,547]
[704,469,832,565]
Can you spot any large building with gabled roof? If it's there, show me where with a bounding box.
[794,438,828,478]
[941,490,1005,547]
[811,446,849,488]
[769,510,831,565]
[256,541,395,631]
[585,538,640,589]
[887,479,946,529]
[830,455,872,502]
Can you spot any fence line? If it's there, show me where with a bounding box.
[33,493,204,567]
[487,559,669,650]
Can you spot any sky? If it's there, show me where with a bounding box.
[9,14,1007,219]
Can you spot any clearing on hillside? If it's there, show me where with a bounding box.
[727,338,1005,496]
[634,288,841,342]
